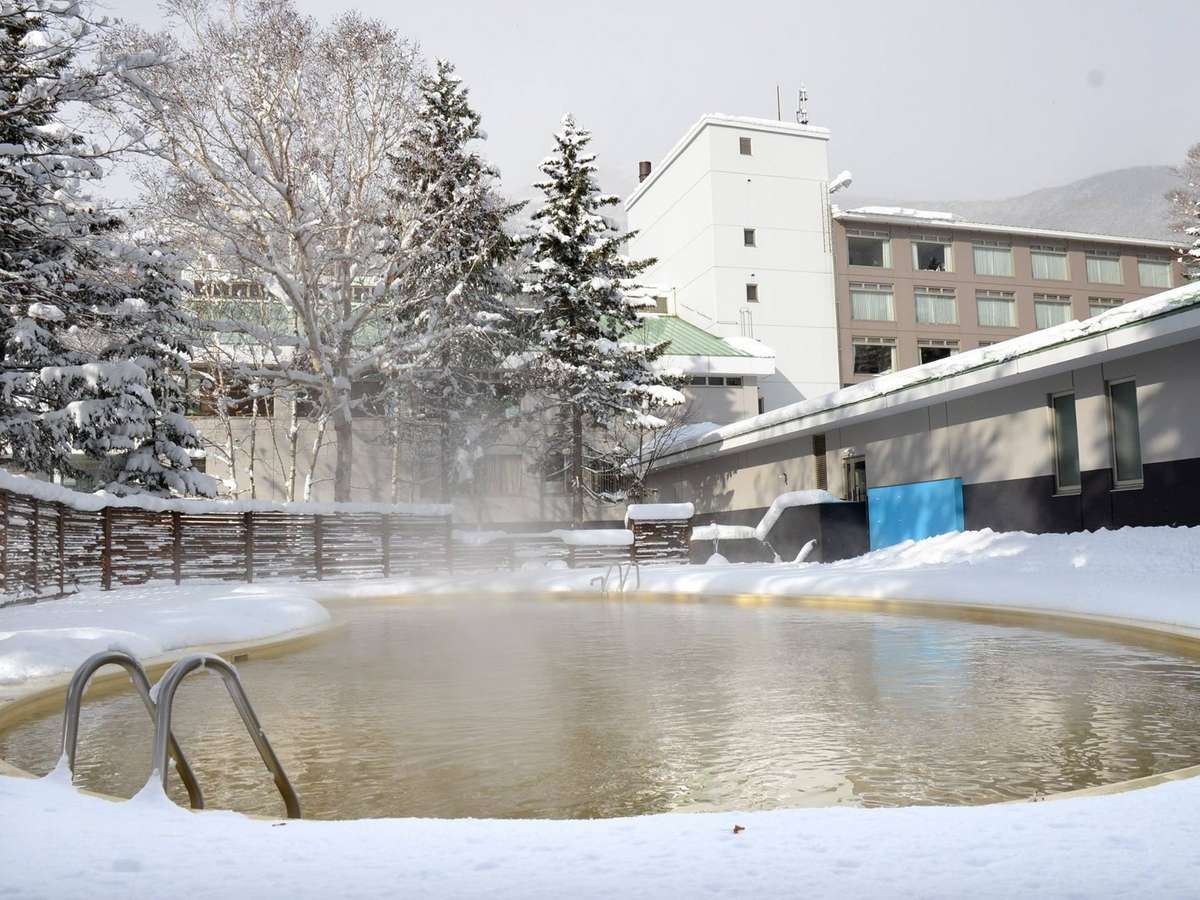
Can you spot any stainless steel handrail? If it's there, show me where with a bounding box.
[151,653,301,818]
[60,649,204,809]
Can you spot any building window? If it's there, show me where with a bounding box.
[976,290,1017,327]
[914,286,957,325]
[972,240,1014,277]
[726,376,744,387]
[745,283,758,302]
[849,282,895,321]
[1088,296,1124,317]
[743,228,756,247]
[1050,392,1081,494]
[843,455,867,502]
[846,230,891,267]
[917,338,958,364]
[911,235,953,272]
[1086,250,1123,284]
[1030,244,1069,281]
[852,336,896,375]
[1108,380,1143,487]
[1033,293,1072,330]
[978,340,998,348]
[1138,258,1172,289]
[739,136,752,155]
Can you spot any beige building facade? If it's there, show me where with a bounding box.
[833,208,1186,387]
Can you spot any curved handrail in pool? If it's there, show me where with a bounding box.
[61,649,204,810]
[151,653,301,819]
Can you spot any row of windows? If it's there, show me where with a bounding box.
[686,375,745,387]
[848,282,1127,328]
[843,230,1173,288]
[1051,381,1143,494]
[849,336,962,376]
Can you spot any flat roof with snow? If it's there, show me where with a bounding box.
[835,206,1179,250]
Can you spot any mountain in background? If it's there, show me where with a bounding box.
[838,166,1186,242]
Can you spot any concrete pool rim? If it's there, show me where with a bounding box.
[4,588,1200,805]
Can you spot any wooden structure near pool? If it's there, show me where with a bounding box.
[0,482,695,603]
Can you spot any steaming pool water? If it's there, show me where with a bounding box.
[5,595,1200,820]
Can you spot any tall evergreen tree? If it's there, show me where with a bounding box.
[521,115,683,523]
[1168,143,1200,280]
[385,59,524,500]
[0,1,212,495]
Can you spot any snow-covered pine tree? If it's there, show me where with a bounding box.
[1168,143,1200,280]
[0,1,213,495]
[385,59,525,501]
[521,115,684,523]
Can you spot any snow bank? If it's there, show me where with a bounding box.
[754,490,845,541]
[624,502,694,523]
[4,735,1200,897]
[0,469,451,518]
[371,526,1200,635]
[0,583,329,685]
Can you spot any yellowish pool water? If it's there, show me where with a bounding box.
[5,596,1200,819]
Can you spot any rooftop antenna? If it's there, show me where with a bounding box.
[775,84,782,121]
[796,84,809,125]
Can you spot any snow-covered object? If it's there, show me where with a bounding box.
[721,335,776,358]
[520,114,684,517]
[625,502,695,523]
[827,170,853,194]
[846,205,957,221]
[690,524,757,542]
[704,552,730,566]
[667,281,1200,460]
[755,491,844,541]
[0,4,212,498]
[792,539,817,563]
[551,529,635,547]
[0,470,450,517]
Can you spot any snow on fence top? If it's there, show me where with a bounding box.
[689,491,845,544]
[690,524,757,542]
[0,469,452,518]
[625,502,695,524]
[452,528,635,547]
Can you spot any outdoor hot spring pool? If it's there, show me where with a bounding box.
[5,595,1200,819]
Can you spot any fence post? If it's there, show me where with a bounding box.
[444,517,454,574]
[30,497,39,594]
[567,545,576,570]
[313,514,324,581]
[381,514,392,578]
[243,511,255,583]
[172,511,182,584]
[56,502,65,596]
[100,506,113,591]
[1,491,8,595]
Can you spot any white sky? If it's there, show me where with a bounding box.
[101,0,1198,205]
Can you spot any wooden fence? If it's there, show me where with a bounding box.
[0,485,453,602]
[0,481,696,603]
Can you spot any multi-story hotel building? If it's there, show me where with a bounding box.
[832,207,1186,387]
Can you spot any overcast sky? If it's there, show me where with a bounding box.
[103,0,1197,205]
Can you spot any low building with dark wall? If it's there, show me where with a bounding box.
[647,281,1200,554]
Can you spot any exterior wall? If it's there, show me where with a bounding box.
[648,336,1200,538]
[627,117,841,410]
[833,216,1187,387]
[683,383,760,424]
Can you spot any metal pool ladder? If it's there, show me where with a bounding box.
[61,650,301,818]
[592,561,641,598]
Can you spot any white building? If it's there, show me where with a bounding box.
[625,114,841,411]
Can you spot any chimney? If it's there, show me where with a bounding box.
[638,160,652,183]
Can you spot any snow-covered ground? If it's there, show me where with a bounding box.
[3,525,1200,897]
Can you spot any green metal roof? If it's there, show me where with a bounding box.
[626,316,750,357]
